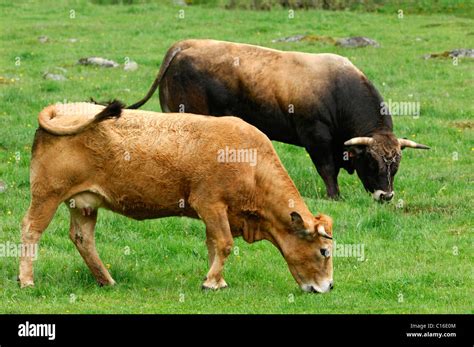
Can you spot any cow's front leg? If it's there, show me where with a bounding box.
[199,206,233,290]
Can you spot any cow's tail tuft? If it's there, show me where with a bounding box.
[94,99,125,122]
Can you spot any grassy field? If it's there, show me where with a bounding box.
[0,1,472,314]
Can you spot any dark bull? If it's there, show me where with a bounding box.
[122,39,430,201]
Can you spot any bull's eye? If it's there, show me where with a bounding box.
[320,249,330,258]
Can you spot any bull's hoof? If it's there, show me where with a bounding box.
[327,194,341,201]
[97,278,116,287]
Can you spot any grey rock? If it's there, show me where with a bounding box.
[43,72,66,81]
[78,57,119,68]
[272,34,306,43]
[336,36,380,48]
[38,35,49,43]
[124,61,138,71]
[449,48,474,58]
[423,48,474,59]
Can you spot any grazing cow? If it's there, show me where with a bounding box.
[19,101,334,293]
[126,39,429,201]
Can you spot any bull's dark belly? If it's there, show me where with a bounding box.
[241,113,301,145]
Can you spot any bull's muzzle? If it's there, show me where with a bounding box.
[372,190,394,202]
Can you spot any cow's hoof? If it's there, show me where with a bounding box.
[201,278,228,291]
[20,280,35,289]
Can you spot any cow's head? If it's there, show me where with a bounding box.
[281,212,334,293]
[344,131,429,202]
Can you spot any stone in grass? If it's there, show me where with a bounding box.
[0,180,7,193]
[272,34,307,43]
[43,72,66,81]
[78,57,119,68]
[43,67,67,81]
[38,35,49,43]
[423,48,474,59]
[272,34,336,45]
[43,73,66,81]
[124,61,138,71]
[68,38,78,43]
[272,34,378,48]
[336,37,380,48]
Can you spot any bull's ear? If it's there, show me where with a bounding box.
[346,146,365,158]
[290,212,310,237]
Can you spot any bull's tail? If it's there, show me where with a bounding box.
[38,100,124,136]
[126,46,182,110]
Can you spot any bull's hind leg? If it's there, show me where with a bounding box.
[68,193,115,286]
[197,204,234,290]
[19,197,60,288]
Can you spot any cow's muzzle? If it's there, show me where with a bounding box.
[301,280,333,293]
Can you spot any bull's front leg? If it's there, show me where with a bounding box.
[306,145,340,199]
[199,205,234,290]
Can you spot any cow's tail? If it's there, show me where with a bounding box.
[126,46,182,109]
[38,100,124,136]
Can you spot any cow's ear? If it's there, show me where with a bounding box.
[290,212,310,237]
[315,214,333,239]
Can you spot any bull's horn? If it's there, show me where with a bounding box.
[344,137,374,146]
[317,225,332,240]
[398,139,430,149]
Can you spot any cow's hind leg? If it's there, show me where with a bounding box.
[68,194,115,286]
[197,204,233,290]
[19,197,60,288]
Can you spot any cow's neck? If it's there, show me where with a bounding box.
[243,169,314,246]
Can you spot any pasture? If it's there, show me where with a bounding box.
[0,0,472,313]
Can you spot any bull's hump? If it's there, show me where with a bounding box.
[181,39,351,64]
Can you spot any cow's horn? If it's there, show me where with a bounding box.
[398,139,430,149]
[317,225,332,240]
[344,137,374,146]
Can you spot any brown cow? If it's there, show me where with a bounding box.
[19,101,334,293]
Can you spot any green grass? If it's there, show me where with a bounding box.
[0,1,473,313]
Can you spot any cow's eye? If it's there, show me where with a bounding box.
[320,249,330,257]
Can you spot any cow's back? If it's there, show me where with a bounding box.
[32,110,284,219]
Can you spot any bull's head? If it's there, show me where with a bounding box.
[281,212,334,293]
[344,131,429,202]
